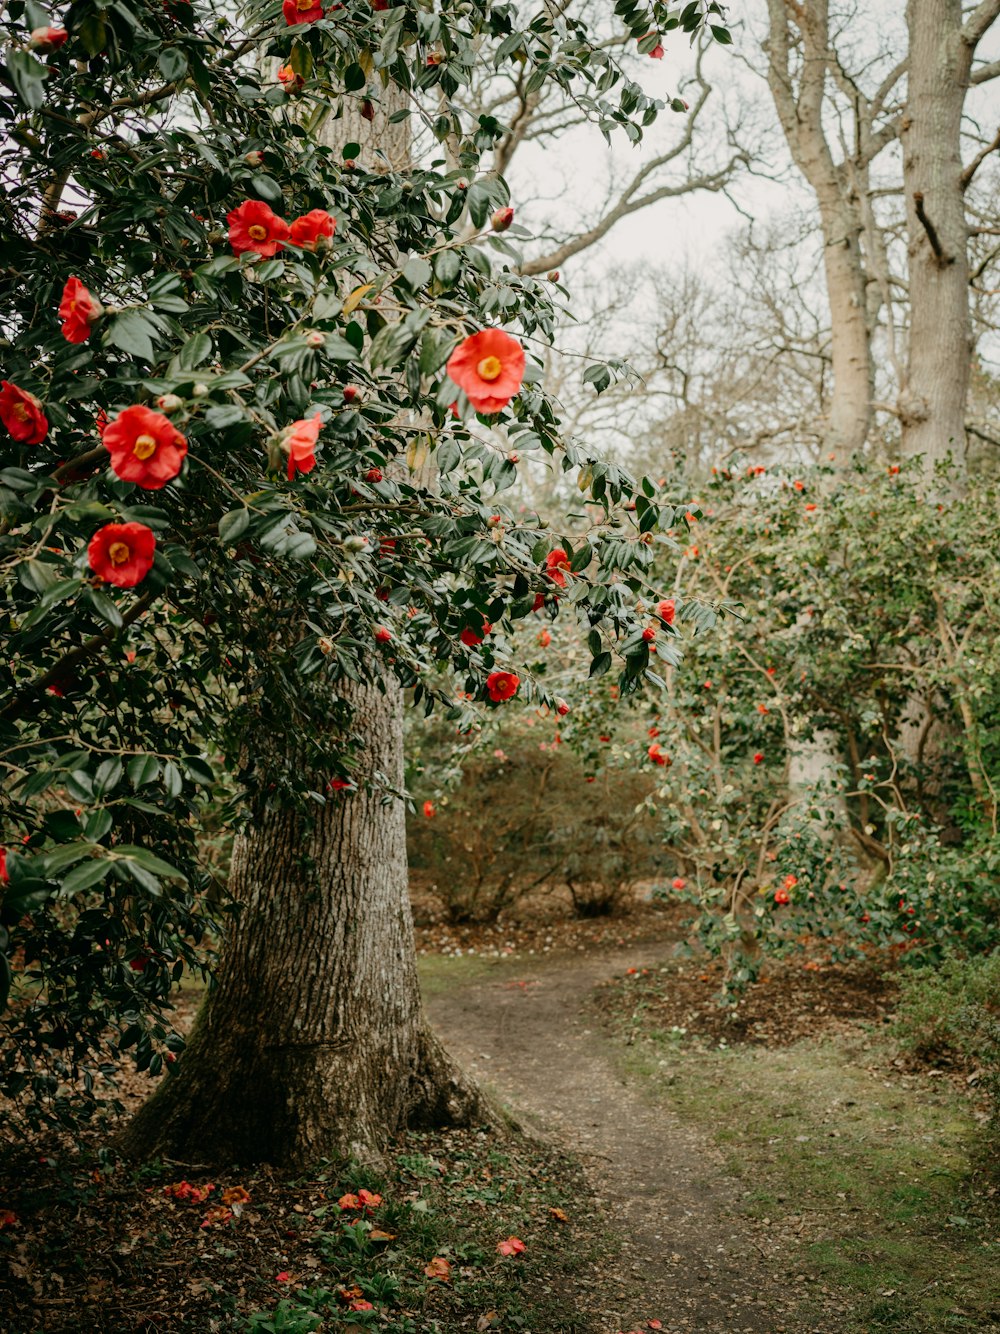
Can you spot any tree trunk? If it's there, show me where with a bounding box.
[120,85,491,1169]
[899,0,973,474]
[764,0,874,464]
[120,678,490,1167]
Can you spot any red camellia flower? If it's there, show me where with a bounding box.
[446,329,525,413]
[284,412,322,479]
[657,598,676,624]
[227,200,290,256]
[491,206,514,232]
[497,1236,526,1257]
[555,699,570,717]
[365,467,383,483]
[103,405,188,488]
[537,629,551,647]
[0,848,8,884]
[0,381,48,444]
[423,800,435,819]
[753,752,764,765]
[283,0,323,22]
[774,887,790,905]
[375,626,392,643]
[289,208,336,249]
[460,620,491,647]
[649,42,665,58]
[672,877,686,890]
[783,873,798,890]
[641,627,656,642]
[647,744,670,766]
[486,671,520,703]
[545,547,571,587]
[88,522,156,588]
[58,276,102,343]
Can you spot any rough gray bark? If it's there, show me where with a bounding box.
[765,0,876,463]
[120,679,490,1167]
[898,0,981,472]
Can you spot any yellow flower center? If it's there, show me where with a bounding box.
[248,224,268,241]
[12,403,28,421]
[296,0,312,12]
[133,433,157,460]
[477,355,502,382]
[109,542,130,565]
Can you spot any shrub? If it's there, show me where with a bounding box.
[407,738,660,923]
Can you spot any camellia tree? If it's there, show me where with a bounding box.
[0,0,732,1160]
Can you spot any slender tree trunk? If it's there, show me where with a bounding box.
[899,0,973,473]
[120,678,489,1167]
[765,0,874,464]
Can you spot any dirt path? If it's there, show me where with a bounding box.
[426,941,839,1334]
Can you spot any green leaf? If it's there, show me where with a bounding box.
[60,859,112,896]
[589,651,613,678]
[7,50,48,111]
[85,588,123,629]
[114,845,186,880]
[342,141,361,160]
[106,310,159,362]
[157,47,188,81]
[218,508,250,543]
[344,64,366,92]
[127,755,160,788]
[250,174,284,206]
[176,331,212,370]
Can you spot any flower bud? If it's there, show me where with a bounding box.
[456,178,469,190]
[29,25,68,51]
[491,206,514,232]
[343,385,359,403]
[244,150,264,167]
[317,636,334,655]
[192,383,210,398]
[305,331,325,348]
[156,393,184,413]
[342,534,369,553]
[547,270,560,282]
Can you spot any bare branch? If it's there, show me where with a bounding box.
[961,123,1000,188]
[962,0,1000,46]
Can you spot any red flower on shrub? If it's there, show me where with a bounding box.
[375,626,392,643]
[0,381,48,444]
[277,63,304,91]
[284,411,322,479]
[460,620,491,647]
[486,671,519,703]
[289,209,336,250]
[103,405,188,488]
[58,276,102,343]
[88,522,156,588]
[423,800,435,819]
[783,874,798,890]
[641,627,656,642]
[753,752,764,765]
[227,200,290,256]
[29,25,68,50]
[671,877,686,890]
[545,547,571,587]
[647,744,670,766]
[446,329,525,413]
[283,0,323,23]
[0,848,7,884]
[774,888,790,905]
[656,598,675,624]
[555,698,570,716]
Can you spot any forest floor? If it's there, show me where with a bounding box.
[1,896,997,1334]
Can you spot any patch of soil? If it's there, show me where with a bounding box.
[598,954,898,1048]
[412,881,688,961]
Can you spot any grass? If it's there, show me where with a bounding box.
[616,1019,1000,1333]
[416,952,521,997]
